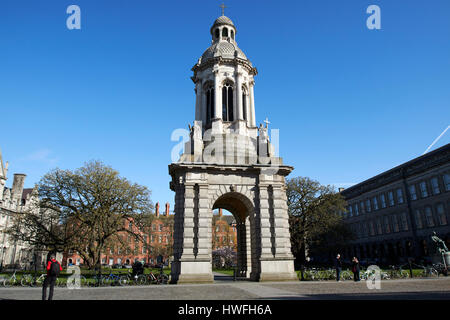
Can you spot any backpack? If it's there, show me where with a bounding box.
[50,260,60,277]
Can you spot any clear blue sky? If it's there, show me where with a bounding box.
[1,0,449,210]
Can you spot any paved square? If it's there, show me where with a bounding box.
[0,277,449,300]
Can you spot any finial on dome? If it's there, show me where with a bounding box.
[220,3,226,16]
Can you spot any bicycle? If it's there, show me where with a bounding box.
[101,272,126,286]
[2,271,19,287]
[388,265,409,279]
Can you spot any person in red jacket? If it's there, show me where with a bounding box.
[42,253,62,300]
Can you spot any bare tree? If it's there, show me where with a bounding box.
[6,160,153,274]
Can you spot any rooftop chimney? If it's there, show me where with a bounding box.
[155,202,160,217]
[12,173,26,202]
[165,203,170,216]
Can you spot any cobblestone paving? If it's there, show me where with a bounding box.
[0,277,449,300]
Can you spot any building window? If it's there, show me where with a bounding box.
[392,215,399,233]
[360,201,365,214]
[159,235,163,243]
[372,197,379,211]
[400,212,408,231]
[388,191,395,206]
[222,82,234,121]
[376,218,383,235]
[152,224,156,231]
[383,216,391,234]
[396,188,404,204]
[424,206,434,227]
[444,173,450,191]
[369,221,375,236]
[231,30,234,39]
[215,28,220,39]
[436,204,447,226]
[431,177,440,195]
[366,199,371,213]
[409,185,417,200]
[222,27,228,37]
[354,203,359,216]
[159,224,163,231]
[348,205,353,217]
[419,181,428,198]
[206,86,215,124]
[128,221,132,230]
[380,194,386,208]
[415,209,423,229]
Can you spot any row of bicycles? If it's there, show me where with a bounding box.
[301,263,447,281]
[0,270,169,287]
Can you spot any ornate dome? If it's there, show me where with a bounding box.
[210,15,235,33]
[200,41,247,63]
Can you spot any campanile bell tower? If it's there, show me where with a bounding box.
[169,10,297,283]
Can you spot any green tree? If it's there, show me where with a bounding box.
[286,176,349,265]
[6,160,153,272]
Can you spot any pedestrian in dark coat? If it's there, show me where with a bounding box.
[335,254,342,282]
[42,253,62,300]
[352,257,360,282]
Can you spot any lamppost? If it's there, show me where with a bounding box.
[0,246,6,270]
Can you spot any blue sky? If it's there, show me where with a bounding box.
[1,0,449,210]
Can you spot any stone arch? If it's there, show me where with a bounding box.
[211,188,256,279]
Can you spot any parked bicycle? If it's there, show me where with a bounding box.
[2,271,19,287]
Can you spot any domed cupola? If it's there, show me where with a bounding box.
[198,15,249,65]
[192,12,258,133]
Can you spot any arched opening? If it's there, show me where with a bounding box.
[212,192,256,280]
[215,28,220,39]
[231,30,234,39]
[205,86,215,124]
[222,82,234,121]
[222,27,228,38]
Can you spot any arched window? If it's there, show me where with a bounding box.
[231,30,234,39]
[205,86,215,124]
[215,28,220,39]
[242,87,247,121]
[222,82,234,121]
[222,28,228,38]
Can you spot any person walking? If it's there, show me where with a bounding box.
[335,254,342,282]
[352,257,360,282]
[42,253,62,300]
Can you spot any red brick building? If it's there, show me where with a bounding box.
[64,205,238,268]
[64,202,174,267]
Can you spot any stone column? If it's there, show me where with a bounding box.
[245,216,252,278]
[271,185,294,258]
[258,184,273,259]
[250,81,256,127]
[257,180,297,282]
[235,71,243,120]
[171,183,213,284]
[195,81,202,122]
[213,70,222,120]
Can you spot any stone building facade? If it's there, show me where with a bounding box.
[340,143,450,265]
[0,149,47,269]
[169,14,297,283]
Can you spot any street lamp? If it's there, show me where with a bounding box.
[1,247,7,269]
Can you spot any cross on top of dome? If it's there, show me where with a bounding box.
[220,3,226,16]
